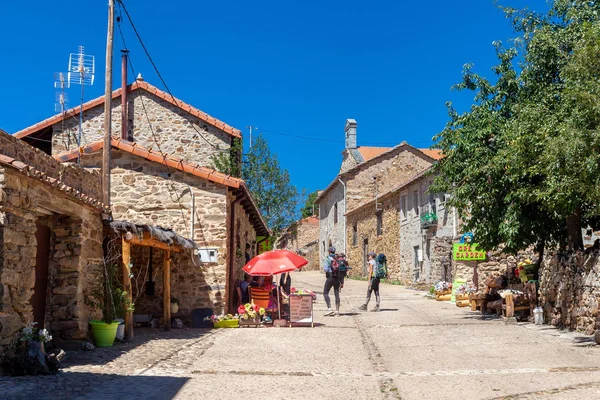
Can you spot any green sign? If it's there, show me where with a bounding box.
[453,243,486,261]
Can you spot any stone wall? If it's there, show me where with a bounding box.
[0,168,103,358]
[0,131,102,203]
[345,148,433,212]
[277,218,319,271]
[318,182,345,264]
[452,249,537,290]
[398,177,454,285]
[539,251,600,335]
[346,193,401,278]
[51,87,233,167]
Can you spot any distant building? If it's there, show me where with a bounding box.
[315,119,441,274]
[276,216,319,270]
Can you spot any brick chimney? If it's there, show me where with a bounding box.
[345,119,357,150]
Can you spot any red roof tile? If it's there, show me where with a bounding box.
[357,146,392,162]
[54,138,243,189]
[14,81,241,139]
[0,153,109,212]
[419,149,443,160]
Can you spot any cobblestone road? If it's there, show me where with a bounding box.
[2,271,600,399]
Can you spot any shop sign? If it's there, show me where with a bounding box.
[453,243,486,261]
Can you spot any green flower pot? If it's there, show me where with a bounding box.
[90,320,120,347]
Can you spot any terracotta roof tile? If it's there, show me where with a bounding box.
[54,138,243,189]
[14,81,241,139]
[0,153,109,212]
[357,146,392,162]
[419,149,443,160]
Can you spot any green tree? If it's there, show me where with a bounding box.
[210,138,242,178]
[301,191,318,218]
[432,0,600,254]
[213,134,301,234]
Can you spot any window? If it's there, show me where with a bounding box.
[334,203,338,224]
[376,210,383,236]
[401,195,408,220]
[413,190,419,216]
[352,224,358,246]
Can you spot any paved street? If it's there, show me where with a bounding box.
[3,271,600,400]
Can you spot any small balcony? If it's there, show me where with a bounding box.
[419,203,438,229]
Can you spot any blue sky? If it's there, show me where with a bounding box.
[0,0,547,197]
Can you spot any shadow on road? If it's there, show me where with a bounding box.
[60,328,210,369]
[2,371,189,400]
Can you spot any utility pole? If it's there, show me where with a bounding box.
[102,0,115,208]
[246,126,258,148]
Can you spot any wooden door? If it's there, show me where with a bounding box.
[32,222,51,327]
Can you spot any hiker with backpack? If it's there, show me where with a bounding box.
[359,252,387,312]
[322,246,341,316]
[336,253,351,290]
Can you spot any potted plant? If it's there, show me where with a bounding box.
[238,303,265,327]
[205,313,239,328]
[170,297,180,314]
[88,262,122,347]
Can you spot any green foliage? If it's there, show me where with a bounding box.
[432,0,600,252]
[301,191,318,218]
[210,138,242,178]
[242,134,301,234]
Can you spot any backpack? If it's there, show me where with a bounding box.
[375,253,388,279]
[337,255,350,272]
[328,255,340,276]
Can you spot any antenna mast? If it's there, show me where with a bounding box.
[53,72,70,149]
[67,46,95,164]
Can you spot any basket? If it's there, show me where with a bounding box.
[456,299,470,307]
[239,316,261,327]
[455,294,469,301]
[213,319,239,328]
[436,294,452,301]
[435,290,452,296]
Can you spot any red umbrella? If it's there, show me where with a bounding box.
[243,250,308,276]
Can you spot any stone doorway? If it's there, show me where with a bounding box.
[32,221,51,328]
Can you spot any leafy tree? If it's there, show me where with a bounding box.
[432,0,600,254]
[210,138,242,178]
[301,191,318,218]
[213,134,301,234]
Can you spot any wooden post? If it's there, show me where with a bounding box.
[505,294,515,318]
[122,237,134,341]
[102,0,114,207]
[164,250,171,331]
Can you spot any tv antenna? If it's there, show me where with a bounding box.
[67,46,95,164]
[54,72,72,149]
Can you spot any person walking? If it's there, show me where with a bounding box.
[322,246,341,316]
[359,252,380,312]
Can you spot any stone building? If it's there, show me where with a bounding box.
[316,118,441,268]
[345,168,454,283]
[276,216,319,271]
[14,78,269,318]
[0,131,107,357]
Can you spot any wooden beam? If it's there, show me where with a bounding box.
[122,237,134,341]
[124,231,183,252]
[163,250,171,331]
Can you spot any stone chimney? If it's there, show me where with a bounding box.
[345,119,357,150]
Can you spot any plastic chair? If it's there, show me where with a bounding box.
[249,287,277,312]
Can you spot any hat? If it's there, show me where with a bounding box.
[328,246,336,253]
[368,252,376,257]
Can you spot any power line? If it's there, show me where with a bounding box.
[115,5,191,239]
[116,0,218,150]
[256,127,436,147]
